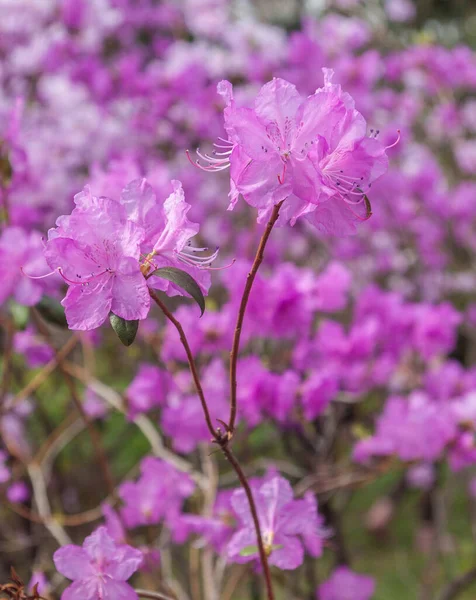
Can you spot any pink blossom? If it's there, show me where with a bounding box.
[318,567,375,600]
[228,476,324,570]
[119,178,216,296]
[45,187,150,330]
[125,363,172,419]
[0,226,54,306]
[53,526,143,600]
[207,71,388,234]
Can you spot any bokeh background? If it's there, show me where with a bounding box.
[2,1,476,599]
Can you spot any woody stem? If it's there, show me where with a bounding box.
[228,200,284,435]
[149,290,275,600]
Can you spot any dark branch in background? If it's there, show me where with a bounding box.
[31,309,116,500]
[435,568,476,600]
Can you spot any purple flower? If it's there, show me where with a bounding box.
[0,226,54,306]
[119,178,216,296]
[118,457,195,534]
[228,476,324,570]
[45,187,150,330]
[203,71,388,234]
[125,363,171,419]
[353,393,457,464]
[13,327,54,368]
[6,480,29,503]
[318,567,375,600]
[53,526,143,600]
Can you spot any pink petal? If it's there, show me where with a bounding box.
[62,275,113,330]
[53,546,94,581]
[62,580,98,600]
[102,579,139,600]
[254,78,301,137]
[268,536,304,570]
[111,266,150,321]
[153,181,199,254]
[106,545,143,580]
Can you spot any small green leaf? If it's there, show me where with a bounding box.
[109,313,139,346]
[239,545,259,557]
[151,267,205,316]
[35,296,68,327]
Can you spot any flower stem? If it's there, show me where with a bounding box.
[149,289,217,439]
[149,290,276,600]
[228,200,284,435]
[221,444,275,600]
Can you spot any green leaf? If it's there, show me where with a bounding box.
[239,545,259,557]
[151,266,205,316]
[109,313,139,346]
[35,295,68,327]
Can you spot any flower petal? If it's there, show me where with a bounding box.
[53,545,94,581]
[62,275,113,330]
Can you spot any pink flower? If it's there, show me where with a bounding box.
[0,226,54,306]
[45,187,149,330]
[125,363,172,419]
[118,457,195,536]
[228,476,324,570]
[199,71,389,235]
[318,567,375,600]
[53,526,143,600]
[119,178,216,296]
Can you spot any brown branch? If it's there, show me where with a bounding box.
[149,289,217,440]
[221,445,275,600]
[30,311,116,499]
[11,335,78,406]
[62,371,116,498]
[150,289,276,600]
[435,568,476,600]
[0,317,15,410]
[135,590,176,600]
[228,200,284,435]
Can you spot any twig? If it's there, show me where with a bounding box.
[434,568,476,600]
[63,371,116,498]
[150,290,276,600]
[228,200,284,435]
[221,445,275,600]
[11,335,78,406]
[61,361,207,488]
[149,289,217,439]
[27,463,71,546]
[0,317,15,410]
[136,590,177,600]
[200,445,219,600]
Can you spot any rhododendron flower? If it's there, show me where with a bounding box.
[198,70,389,234]
[53,526,143,600]
[353,393,457,464]
[0,226,53,306]
[228,476,324,569]
[45,188,150,330]
[119,178,216,295]
[118,457,195,537]
[125,363,172,419]
[318,566,375,600]
[44,178,217,330]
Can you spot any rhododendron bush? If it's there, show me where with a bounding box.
[2,0,476,599]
